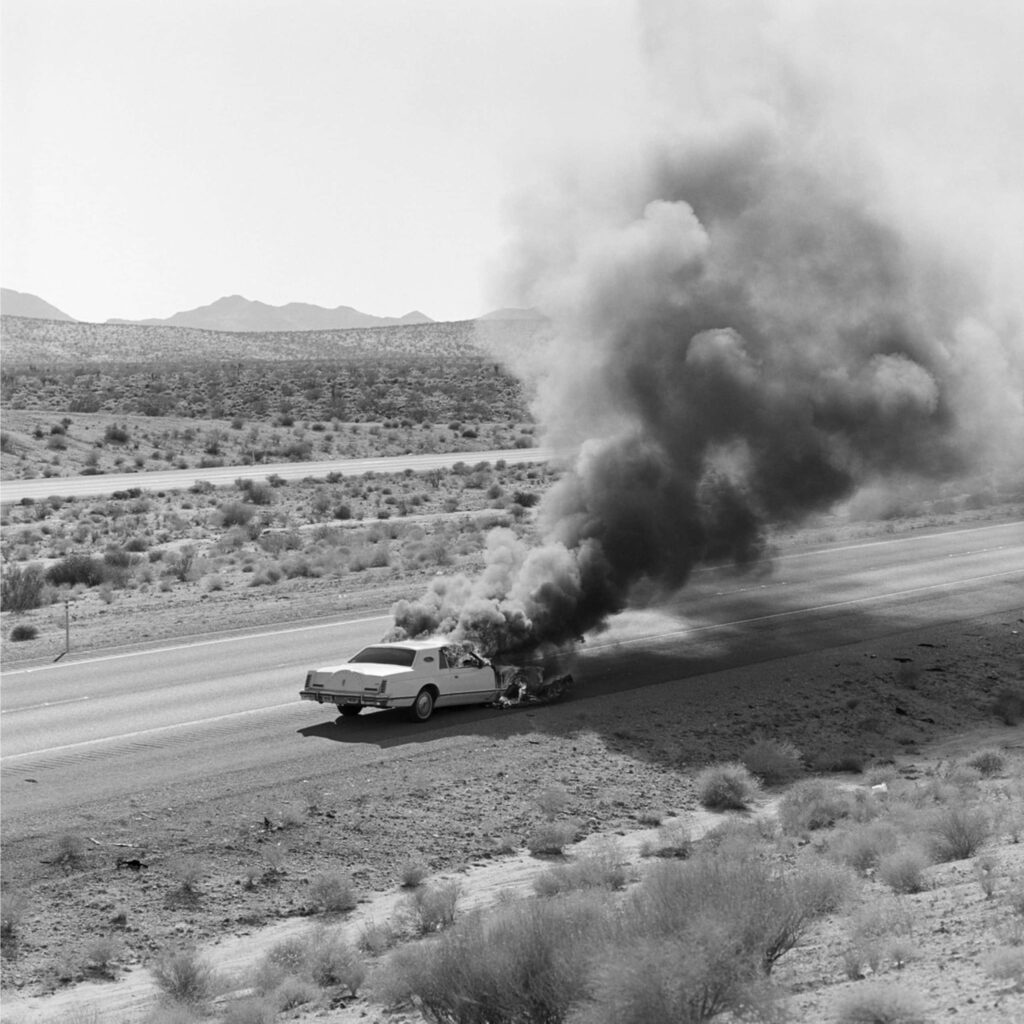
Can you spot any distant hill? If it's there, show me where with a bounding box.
[0,314,544,365]
[106,295,434,332]
[0,288,77,322]
[477,307,545,321]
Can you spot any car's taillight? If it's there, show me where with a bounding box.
[380,680,387,693]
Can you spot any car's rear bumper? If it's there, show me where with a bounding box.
[299,689,393,709]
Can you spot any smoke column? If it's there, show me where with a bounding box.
[392,0,1024,657]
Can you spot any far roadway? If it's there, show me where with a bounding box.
[0,446,561,504]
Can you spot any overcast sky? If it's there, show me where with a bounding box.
[1,0,650,323]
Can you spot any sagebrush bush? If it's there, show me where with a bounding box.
[222,995,278,1024]
[696,763,760,810]
[402,879,461,934]
[151,946,216,1005]
[577,931,771,1024]
[927,804,990,862]
[0,891,28,942]
[993,687,1024,726]
[10,623,39,641]
[253,936,308,993]
[627,852,850,976]
[741,737,803,785]
[833,981,927,1024]
[46,553,106,587]
[777,779,854,834]
[308,871,357,913]
[307,927,365,994]
[380,893,607,1024]
[1,562,46,611]
[966,748,1007,777]
[399,859,429,888]
[984,946,1024,991]
[827,821,901,873]
[640,820,692,860]
[844,899,919,978]
[877,847,931,894]
[219,501,256,527]
[526,820,577,855]
[534,841,629,896]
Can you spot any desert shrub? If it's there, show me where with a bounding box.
[1,891,28,943]
[527,821,577,856]
[399,859,429,888]
[333,503,353,520]
[151,946,216,1005]
[104,423,130,443]
[627,852,850,976]
[308,871,356,913]
[236,478,274,505]
[307,928,365,994]
[984,946,1024,991]
[219,501,256,527]
[512,489,539,508]
[253,935,309,993]
[10,623,39,641]
[536,784,571,819]
[576,932,771,1024]
[84,934,122,975]
[168,856,204,897]
[927,804,990,861]
[966,748,1007,777]
[641,820,693,859]
[258,530,302,555]
[975,853,1000,898]
[381,893,607,1024]
[1,562,46,611]
[46,553,106,587]
[741,737,803,785]
[402,880,461,934]
[877,847,931,894]
[777,778,855,834]
[993,687,1024,725]
[843,900,919,978]
[358,918,402,955]
[695,763,760,810]
[833,981,927,1024]
[52,832,86,867]
[222,995,278,1024]
[349,541,391,571]
[271,976,319,1011]
[534,840,629,896]
[827,821,902,873]
[248,562,283,587]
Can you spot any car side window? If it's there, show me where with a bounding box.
[438,650,450,670]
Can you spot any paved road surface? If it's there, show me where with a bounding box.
[2,520,1022,833]
[0,446,560,503]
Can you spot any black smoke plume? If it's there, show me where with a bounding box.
[392,1,1024,657]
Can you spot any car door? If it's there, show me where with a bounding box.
[443,647,493,703]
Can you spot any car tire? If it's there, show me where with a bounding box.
[338,705,363,718]
[409,688,435,722]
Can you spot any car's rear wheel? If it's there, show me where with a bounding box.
[409,688,435,722]
[338,704,363,718]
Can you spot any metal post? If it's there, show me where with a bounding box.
[65,598,70,653]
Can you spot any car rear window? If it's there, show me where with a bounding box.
[349,646,416,667]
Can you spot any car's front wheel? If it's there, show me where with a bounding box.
[409,688,435,722]
[338,705,363,718]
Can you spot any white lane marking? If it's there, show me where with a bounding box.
[586,568,1024,652]
[6,566,1020,762]
[0,696,91,715]
[1,701,300,762]
[0,613,392,675]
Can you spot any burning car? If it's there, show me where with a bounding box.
[299,638,572,722]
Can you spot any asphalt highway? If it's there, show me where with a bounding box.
[2,519,1022,832]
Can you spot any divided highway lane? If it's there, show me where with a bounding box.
[0,446,559,503]
[2,520,1022,826]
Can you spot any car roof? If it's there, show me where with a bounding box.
[358,639,448,652]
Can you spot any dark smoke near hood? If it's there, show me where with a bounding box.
[392,2,1024,658]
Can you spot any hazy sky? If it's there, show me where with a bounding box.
[1,0,650,323]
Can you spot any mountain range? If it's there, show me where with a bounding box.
[1,288,541,331]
